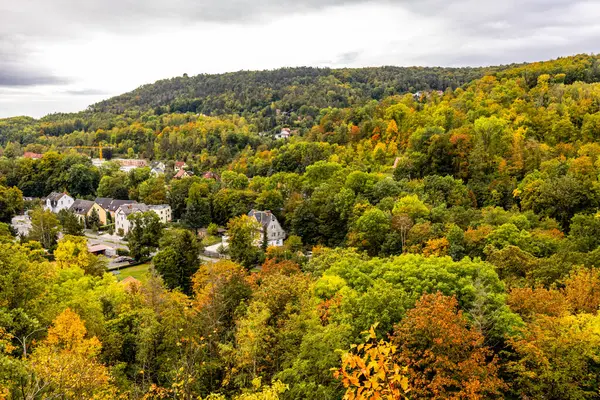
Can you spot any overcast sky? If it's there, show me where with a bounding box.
[0,0,598,118]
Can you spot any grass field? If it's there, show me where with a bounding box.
[116,263,152,282]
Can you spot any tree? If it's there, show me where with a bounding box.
[28,208,59,250]
[154,229,203,294]
[86,208,101,231]
[335,324,409,400]
[57,209,84,236]
[192,260,252,339]
[126,211,164,261]
[0,184,23,223]
[348,208,391,256]
[96,174,129,199]
[227,215,263,269]
[392,293,505,399]
[139,176,168,205]
[54,235,107,276]
[392,195,429,220]
[66,163,100,198]
[184,182,211,232]
[508,314,600,399]
[168,176,201,220]
[28,308,116,399]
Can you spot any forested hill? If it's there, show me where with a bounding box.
[89,65,500,116]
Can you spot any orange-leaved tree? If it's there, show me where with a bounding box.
[392,292,505,399]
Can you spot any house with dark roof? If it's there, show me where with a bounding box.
[95,198,137,223]
[43,192,74,213]
[114,203,172,236]
[248,209,286,247]
[70,199,107,225]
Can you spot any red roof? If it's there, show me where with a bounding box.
[175,161,186,167]
[174,169,189,179]
[23,152,43,159]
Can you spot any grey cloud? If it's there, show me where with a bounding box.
[0,38,70,87]
[64,89,109,96]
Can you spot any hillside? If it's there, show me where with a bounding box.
[4,53,600,398]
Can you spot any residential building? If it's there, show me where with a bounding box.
[69,199,95,223]
[115,204,149,236]
[274,128,291,140]
[70,200,107,226]
[43,192,74,214]
[150,161,166,176]
[248,209,286,246]
[202,171,220,181]
[174,161,187,171]
[23,152,43,159]
[173,169,193,179]
[11,215,31,236]
[114,203,172,236]
[95,198,137,222]
[113,158,148,172]
[149,204,172,224]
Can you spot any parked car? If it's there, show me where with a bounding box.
[114,256,134,263]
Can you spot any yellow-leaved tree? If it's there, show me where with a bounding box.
[28,308,117,399]
[334,324,409,400]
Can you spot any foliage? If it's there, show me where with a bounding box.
[126,211,164,260]
[334,324,409,400]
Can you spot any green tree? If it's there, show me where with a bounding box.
[227,215,263,269]
[0,185,23,223]
[126,211,164,261]
[154,229,203,294]
[66,163,100,198]
[28,207,60,250]
[139,176,168,205]
[348,207,391,256]
[57,209,84,236]
[184,182,211,232]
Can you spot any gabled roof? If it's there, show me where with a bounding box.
[95,198,137,212]
[175,161,187,168]
[248,209,277,227]
[45,192,69,202]
[117,203,149,216]
[23,152,43,159]
[203,171,220,180]
[174,169,192,179]
[70,199,95,215]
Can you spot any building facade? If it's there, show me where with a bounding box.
[44,192,74,214]
[248,209,286,247]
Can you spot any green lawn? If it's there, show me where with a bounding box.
[117,263,152,282]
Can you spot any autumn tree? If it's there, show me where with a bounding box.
[392,293,505,399]
[335,324,409,400]
[27,308,116,399]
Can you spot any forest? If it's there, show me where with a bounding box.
[1,53,600,399]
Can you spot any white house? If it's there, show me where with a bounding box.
[115,203,172,236]
[43,192,74,214]
[149,204,172,224]
[248,209,286,247]
[274,128,291,140]
[150,161,166,176]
